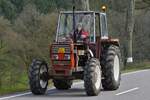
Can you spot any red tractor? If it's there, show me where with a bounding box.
[28,8,123,96]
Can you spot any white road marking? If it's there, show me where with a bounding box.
[0,69,149,100]
[0,92,31,100]
[116,87,139,96]
[122,69,149,76]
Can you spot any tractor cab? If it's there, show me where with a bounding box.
[56,11,108,43]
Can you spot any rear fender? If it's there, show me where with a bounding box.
[101,39,120,47]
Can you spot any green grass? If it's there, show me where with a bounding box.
[0,72,29,96]
[122,61,150,73]
[0,84,28,96]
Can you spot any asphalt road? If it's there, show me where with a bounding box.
[0,69,150,100]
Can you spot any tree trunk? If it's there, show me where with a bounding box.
[0,77,1,89]
[80,0,90,11]
[126,0,135,63]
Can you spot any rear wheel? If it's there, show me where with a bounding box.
[84,58,101,96]
[101,45,122,90]
[28,59,48,95]
[53,79,72,90]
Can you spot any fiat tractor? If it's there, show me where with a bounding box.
[28,6,123,96]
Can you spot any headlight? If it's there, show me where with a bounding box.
[52,55,58,60]
[64,54,70,60]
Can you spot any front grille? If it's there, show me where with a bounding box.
[51,45,71,53]
[51,44,72,66]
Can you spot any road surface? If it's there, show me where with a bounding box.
[0,69,150,100]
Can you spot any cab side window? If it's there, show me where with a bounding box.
[95,14,100,37]
[100,13,108,39]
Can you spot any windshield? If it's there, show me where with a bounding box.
[56,12,95,42]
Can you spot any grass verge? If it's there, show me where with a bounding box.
[122,61,150,73]
[0,85,28,96]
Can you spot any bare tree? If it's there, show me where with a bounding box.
[80,0,90,11]
[126,0,135,63]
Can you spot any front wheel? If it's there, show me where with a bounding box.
[28,59,48,95]
[84,58,101,96]
[101,45,122,90]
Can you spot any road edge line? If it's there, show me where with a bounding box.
[115,87,139,96]
[122,69,150,76]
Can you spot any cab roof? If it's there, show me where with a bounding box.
[60,11,104,14]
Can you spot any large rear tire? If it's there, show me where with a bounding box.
[84,58,101,96]
[28,59,48,95]
[53,79,72,90]
[101,45,122,90]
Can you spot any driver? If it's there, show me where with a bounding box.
[75,23,89,41]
